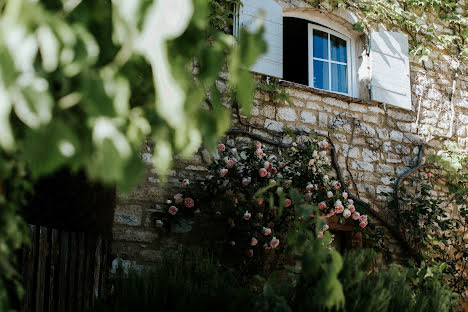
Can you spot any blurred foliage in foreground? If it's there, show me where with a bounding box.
[0,0,265,309]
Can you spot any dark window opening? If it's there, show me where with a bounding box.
[283,17,309,85]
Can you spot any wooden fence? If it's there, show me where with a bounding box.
[20,225,110,312]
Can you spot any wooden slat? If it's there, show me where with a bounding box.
[83,234,94,311]
[57,231,69,311]
[99,239,109,299]
[21,225,38,312]
[48,229,59,312]
[35,226,49,312]
[92,235,102,307]
[76,232,85,312]
[67,232,78,312]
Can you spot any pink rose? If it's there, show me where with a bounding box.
[182,179,190,186]
[305,192,312,199]
[279,162,286,168]
[352,212,360,220]
[256,148,263,157]
[348,199,354,205]
[156,220,164,228]
[264,243,271,250]
[243,211,251,220]
[323,224,329,231]
[174,193,183,204]
[168,206,178,215]
[258,199,264,205]
[321,140,329,149]
[226,160,234,169]
[306,183,314,192]
[220,168,228,177]
[231,147,238,154]
[427,172,433,178]
[270,237,280,249]
[256,141,262,149]
[269,179,276,185]
[264,161,271,169]
[228,218,235,228]
[332,181,341,190]
[320,151,327,157]
[359,221,368,228]
[242,177,251,186]
[268,155,276,162]
[335,205,344,214]
[317,231,324,238]
[257,213,263,220]
[308,159,315,166]
[319,202,327,210]
[343,209,351,218]
[348,204,355,213]
[285,199,291,207]
[247,249,254,257]
[194,209,201,216]
[259,168,268,177]
[327,191,333,198]
[184,197,195,208]
[270,167,278,175]
[359,215,368,223]
[230,241,236,246]
[284,180,292,188]
[215,211,221,217]
[263,227,272,236]
[342,192,348,199]
[251,237,258,246]
[325,210,335,218]
[217,143,226,152]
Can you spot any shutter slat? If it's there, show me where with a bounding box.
[370,31,411,110]
[236,0,283,78]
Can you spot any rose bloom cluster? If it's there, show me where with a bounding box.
[156,139,369,257]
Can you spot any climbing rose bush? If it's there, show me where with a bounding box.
[156,139,369,260]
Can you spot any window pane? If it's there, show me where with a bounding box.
[313,60,329,90]
[331,63,347,93]
[313,29,328,60]
[330,35,347,63]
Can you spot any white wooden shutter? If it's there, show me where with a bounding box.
[369,32,411,110]
[235,0,283,78]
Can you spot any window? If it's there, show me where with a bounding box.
[308,25,351,95]
[283,17,352,96]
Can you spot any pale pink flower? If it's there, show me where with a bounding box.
[327,191,333,198]
[228,218,235,228]
[305,192,312,199]
[220,168,228,177]
[268,155,276,162]
[325,211,335,218]
[251,237,258,246]
[317,231,324,238]
[243,211,251,220]
[184,197,195,208]
[166,199,172,204]
[256,149,263,157]
[242,177,251,186]
[263,227,272,236]
[342,192,348,199]
[319,202,327,210]
[279,162,286,168]
[257,213,263,220]
[231,147,238,154]
[427,172,433,178]
[348,199,354,205]
[359,221,368,228]
[215,211,221,217]
[264,243,271,250]
[264,161,272,170]
[284,180,292,188]
[335,205,344,214]
[182,179,190,185]
[332,181,341,189]
[168,206,178,215]
[284,199,292,208]
[352,212,361,220]
[217,143,226,152]
[348,204,355,213]
[259,168,268,177]
[258,199,264,205]
[320,151,327,157]
[306,183,314,192]
[269,179,277,185]
[343,209,351,218]
[247,249,254,257]
[321,139,329,149]
[230,241,236,246]
[359,215,368,223]
[156,220,164,228]
[270,237,280,249]
[256,141,262,149]
[174,193,183,204]
[194,209,201,216]
[308,159,315,166]
[270,167,278,175]
[226,160,235,169]
[323,224,329,231]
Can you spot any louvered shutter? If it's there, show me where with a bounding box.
[369,32,412,110]
[235,0,283,78]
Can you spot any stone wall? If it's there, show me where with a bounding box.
[111,3,468,265]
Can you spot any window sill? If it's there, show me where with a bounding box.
[279,79,382,107]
